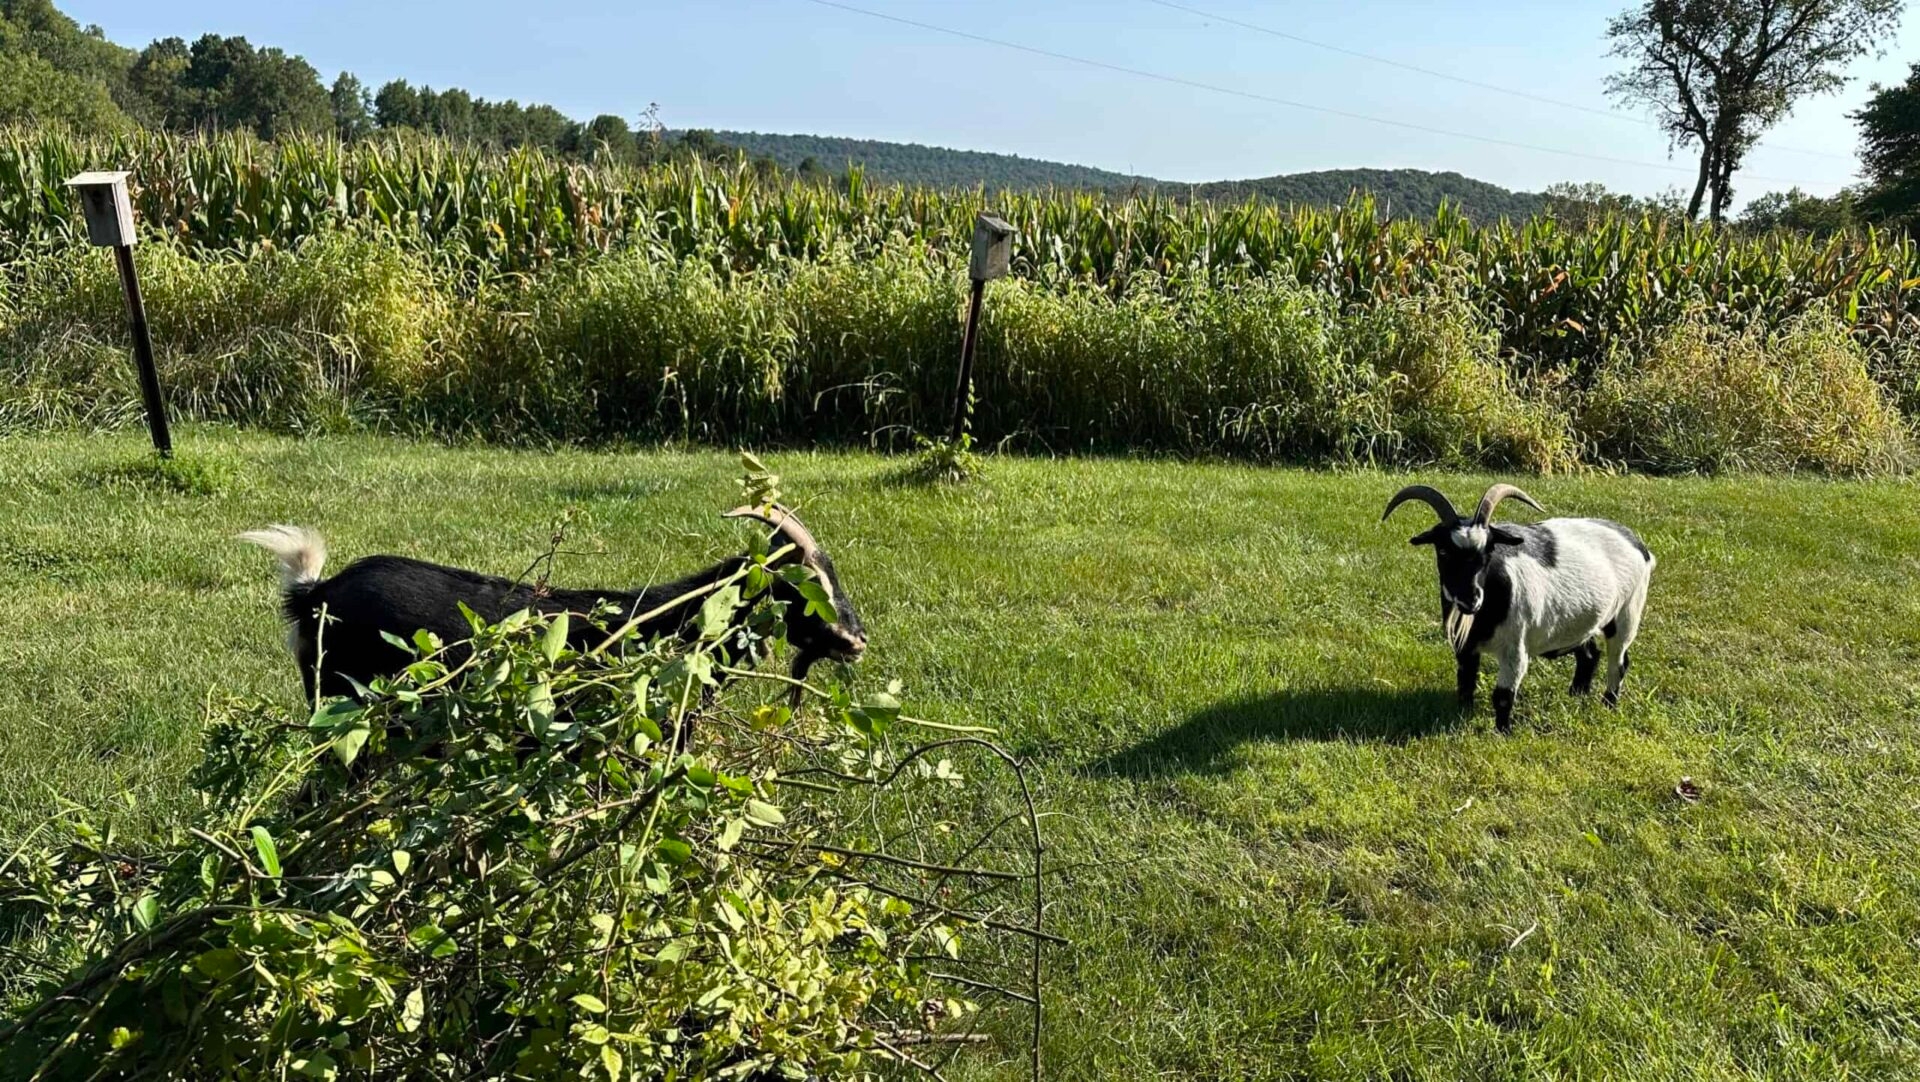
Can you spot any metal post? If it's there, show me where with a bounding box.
[67,170,171,458]
[950,278,986,443]
[112,244,171,458]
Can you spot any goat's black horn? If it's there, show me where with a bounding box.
[1473,484,1544,525]
[1382,485,1459,524]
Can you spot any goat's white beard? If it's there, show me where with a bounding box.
[1445,607,1475,653]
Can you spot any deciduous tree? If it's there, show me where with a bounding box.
[1606,0,1901,223]
[1854,63,1920,224]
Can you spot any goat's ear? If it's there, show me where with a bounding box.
[1409,526,1443,546]
[1490,527,1525,547]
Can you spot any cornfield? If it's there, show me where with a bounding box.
[2,127,1916,471]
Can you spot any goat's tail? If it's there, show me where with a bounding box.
[238,525,327,592]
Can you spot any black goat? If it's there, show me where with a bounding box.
[240,505,865,706]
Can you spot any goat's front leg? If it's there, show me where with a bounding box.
[1493,645,1529,733]
[1455,650,1480,706]
[1569,640,1601,696]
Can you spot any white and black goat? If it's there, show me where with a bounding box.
[1383,483,1654,732]
[240,505,865,706]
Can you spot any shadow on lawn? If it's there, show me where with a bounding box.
[1091,686,1469,777]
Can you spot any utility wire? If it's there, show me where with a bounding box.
[799,0,1840,186]
[1142,0,1854,162]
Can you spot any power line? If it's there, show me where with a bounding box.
[1142,0,1854,163]
[798,0,1838,186]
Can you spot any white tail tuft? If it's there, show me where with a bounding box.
[238,525,328,590]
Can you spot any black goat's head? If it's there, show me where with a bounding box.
[1382,483,1544,617]
[723,504,867,679]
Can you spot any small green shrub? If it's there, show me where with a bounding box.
[1581,310,1910,474]
[905,430,984,485]
[1346,289,1578,473]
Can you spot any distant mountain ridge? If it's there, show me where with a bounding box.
[713,131,1156,191]
[1186,168,1544,221]
[713,130,1545,220]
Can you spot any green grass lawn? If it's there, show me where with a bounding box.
[4,429,1920,1080]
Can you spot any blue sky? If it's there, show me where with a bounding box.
[62,0,1919,201]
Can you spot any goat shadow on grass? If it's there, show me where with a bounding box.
[1091,686,1469,779]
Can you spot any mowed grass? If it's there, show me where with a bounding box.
[3,429,1920,1080]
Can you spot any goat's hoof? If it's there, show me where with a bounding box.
[1569,682,1593,697]
[1602,691,1622,709]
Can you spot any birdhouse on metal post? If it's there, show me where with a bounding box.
[969,213,1015,283]
[66,170,171,458]
[68,171,136,247]
[951,213,1018,442]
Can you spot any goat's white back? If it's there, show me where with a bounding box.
[1495,518,1652,658]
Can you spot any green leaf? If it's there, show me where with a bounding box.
[193,948,244,981]
[931,923,961,959]
[601,1044,624,1080]
[527,679,555,737]
[131,894,159,931]
[743,799,785,827]
[481,658,512,691]
[408,923,458,959]
[717,817,746,852]
[391,849,411,875]
[108,1026,136,1050]
[542,611,570,663]
[697,585,742,640]
[848,689,903,739]
[331,722,370,767]
[571,993,609,1014]
[656,838,692,865]
[400,987,425,1033]
[794,578,834,620]
[250,826,281,879]
[291,1050,337,1080]
[578,1022,611,1046]
[307,699,364,732]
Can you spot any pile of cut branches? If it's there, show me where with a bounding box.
[0,521,1048,1080]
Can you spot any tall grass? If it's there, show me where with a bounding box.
[6,128,1920,372]
[5,234,1901,472]
[1582,311,1910,474]
[0,128,1913,472]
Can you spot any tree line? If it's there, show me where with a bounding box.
[0,0,757,167]
[12,0,1920,229]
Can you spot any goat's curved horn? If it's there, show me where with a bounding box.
[722,502,821,560]
[1382,485,1460,524]
[1473,483,1544,525]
